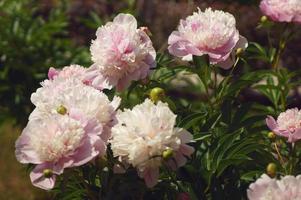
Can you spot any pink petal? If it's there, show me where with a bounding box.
[141,168,159,188]
[15,128,42,164]
[217,57,235,70]
[113,13,137,30]
[266,116,278,130]
[48,67,59,80]
[293,129,301,142]
[179,144,195,157]
[71,135,103,167]
[177,128,193,143]
[30,163,56,190]
[173,151,187,168]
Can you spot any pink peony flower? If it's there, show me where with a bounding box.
[30,76,120,142]
[266,108,301,143]
[87,13,156,91]
[110,99,194,187]
[260,0,301,24]
[15,114,104,190]
[168,8,248,69]
[247,174,301,200]
[16,72,120,190]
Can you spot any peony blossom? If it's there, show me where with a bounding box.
[30,75,120,141]
[110,99,194,187]
[87,13,156,91]
[16,72,120,190]
[47,64,87,81]
[266,108,301,143]
[168,8,248,69]
[247,174,301,199]
[15,114,103,190]
[260,0,301,24]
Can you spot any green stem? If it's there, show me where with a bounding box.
[272,23,289,70]
[213,65,218,98]
[74,170,97,200]
[289,143,296,175]
[215,58,240,104]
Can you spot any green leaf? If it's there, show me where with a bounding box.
[178,112,207,129]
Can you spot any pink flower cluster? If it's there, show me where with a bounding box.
[168,8,248,69]
[15,8,265,191]
[247,174,301,199]
[16,64,120,190]
[266,108,301,143]
[260,0,301,24]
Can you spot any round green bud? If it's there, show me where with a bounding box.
[43,169,53,178]
[56,105,67,115]
[150,87,165,103]
[236,48,244,57]
[266,163,277,178]
[162,149,173,160]
[267,132,276,139]
[260,16,268,23]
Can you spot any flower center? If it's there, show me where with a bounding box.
[32,119,85,162]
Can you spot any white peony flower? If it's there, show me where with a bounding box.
[110,99,194,187]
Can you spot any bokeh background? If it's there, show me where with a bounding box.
[0,0,300,199]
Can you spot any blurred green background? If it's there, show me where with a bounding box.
[0,0,300,199]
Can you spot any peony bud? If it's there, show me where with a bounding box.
[56,105,67,115]
[43,169,53,178]
[260,16,268,23]
[266,163,277,178]
[162,149,173,160]
[150,87,165,103]
[235,48,244,57]
[267,132,276,139]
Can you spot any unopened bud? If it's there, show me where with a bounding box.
[260,16,268,23]
[56,105,67,115]
[236,48,244,57]
[266,163,277,178]
[150,87,165,103]
[43,169,53,178]
[267,132,276,139]
[162,149,173,160]
[280,41,286,50]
